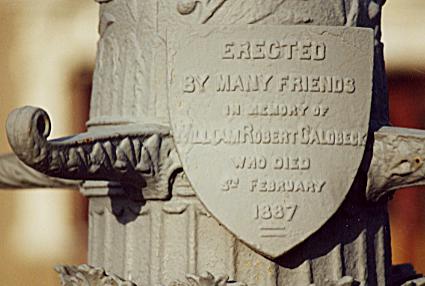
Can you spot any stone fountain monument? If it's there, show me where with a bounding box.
[1,0,425,285]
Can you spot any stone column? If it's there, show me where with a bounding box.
[82,1,390,285]
[3,1,425,286]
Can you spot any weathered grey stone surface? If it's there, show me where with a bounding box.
[367,126,425,201]
[1,0,425,285]
[0,153,80,189]
[67,0,400,283]
[168,25,373,258]
[5,106,181,199]
[56,264,248,286]
[170,272,247,286]
[56,264,137,286]
[56,263,425,286]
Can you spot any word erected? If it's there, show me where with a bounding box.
[222,40,326,61]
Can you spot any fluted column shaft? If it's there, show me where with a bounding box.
[84,1,390,285]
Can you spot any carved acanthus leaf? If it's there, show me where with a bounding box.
[169,272,246,286]
[6,106,181,199]
[56,267,247,286]
[55,264,136,286]
[367,126,425,201]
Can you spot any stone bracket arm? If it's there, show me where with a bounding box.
[367,126,425,201]
[0,153,81,189]
[6,106,181,199]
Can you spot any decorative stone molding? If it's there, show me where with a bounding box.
[55,264,425,286]
[6,106,181,199]
[0,153,80,189]
[174,0,314,25]
[57,264,425,286]
[55,264,136,286]
[367,127,425,201]
[170,272,246,286]
[56,266,247,286]
[176,0,228,23]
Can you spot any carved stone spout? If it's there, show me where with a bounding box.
[6,106,181,199]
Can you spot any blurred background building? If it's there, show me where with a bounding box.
[382,0,425,274]
[0,0,423,284]
[0,1,97,284]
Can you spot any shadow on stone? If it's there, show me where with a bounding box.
[108,182,147,225]
[274,146,389,285]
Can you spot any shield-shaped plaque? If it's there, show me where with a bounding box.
[168,25,373,258]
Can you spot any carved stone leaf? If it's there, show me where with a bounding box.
[176,0,348,26]
[169,272,246,286]
[56,267,247,286]
[55,265,136,286]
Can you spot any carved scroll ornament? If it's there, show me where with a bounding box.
[5,106,181,199]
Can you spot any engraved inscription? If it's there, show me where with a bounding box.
[220,178,239,192]
[259,227,286,238]
[232,155,310,170]
[168,26,373,257]
[224,103,329,118]
[222,40,326,61]
[183,74,210,93]
[216,74,273,92]
[174,124,368,146]
[254,203,297,221]
[250,179,326,193]
[246,103,309,117]
[183,73,356,94]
